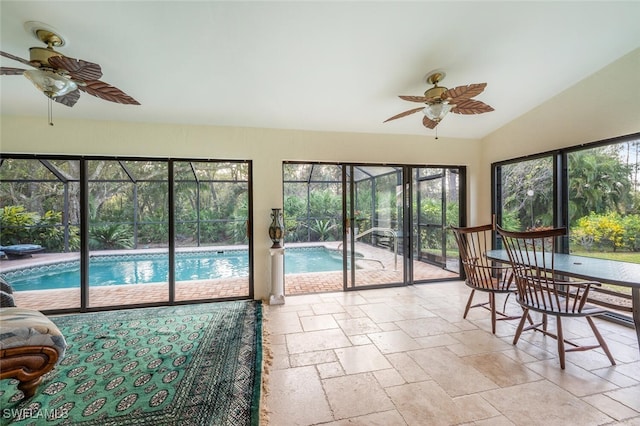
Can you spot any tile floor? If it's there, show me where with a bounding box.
[263,281,640,426]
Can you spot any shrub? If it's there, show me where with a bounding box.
[571,212,625,252]
[0,205,79,251]
[89,224,134,250]
[0,205,38,245]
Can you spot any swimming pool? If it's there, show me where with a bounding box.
[4,247,346,292]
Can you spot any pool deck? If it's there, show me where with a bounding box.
[1,242,458,311]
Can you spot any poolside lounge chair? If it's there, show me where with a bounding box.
[0,244,44,259]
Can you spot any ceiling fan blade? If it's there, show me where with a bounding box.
[79,80,140,105]
[48,56,103,81]
[445,83,487,102]
[1,67,27,75]
[0,50,35,67]
[399,95,429,103]
[451,99,494,115]
[54,89,81,107]
[383,107,424,123]
[422,116,438,129]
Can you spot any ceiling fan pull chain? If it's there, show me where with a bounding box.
[48,97,54,126]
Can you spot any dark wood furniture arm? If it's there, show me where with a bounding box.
[0,346,59,398]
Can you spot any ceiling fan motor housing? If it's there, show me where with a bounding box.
[424,85,447,103]
[29,47,65,68]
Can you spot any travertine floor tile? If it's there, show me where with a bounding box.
[367,329,422,354]
[385,352,431,383]
[322,409,407,425]
[335,316,381,336]
[481,380,614,425]
[334,344,392,374]
[465,352,542,387]
[447,329,514,356]
[387,380,499,425]
[299,313,339,331]
[395,316,462,338]
[286,328,352,354]
[526,359,619,397]
[267,366,333,425]
[605,384,640,412]
[583,393,640,421]
[323,372,395,419]
[408,347,499,397]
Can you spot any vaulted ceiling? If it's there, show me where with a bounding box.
[1,1,639,139]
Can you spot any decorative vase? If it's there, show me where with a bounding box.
[269,208,284,248]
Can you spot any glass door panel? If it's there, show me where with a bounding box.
[283,163,344,295]
[412,167,461,279]
[174,161,250,301]
[0,158,82,311]
[349,166,404,288]
[87,160,169,308]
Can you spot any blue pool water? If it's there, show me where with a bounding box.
[5,247,345,292]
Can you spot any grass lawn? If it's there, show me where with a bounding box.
[571,250,638,296]
[573,250,640,263]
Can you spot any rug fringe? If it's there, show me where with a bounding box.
[260,301,274,425]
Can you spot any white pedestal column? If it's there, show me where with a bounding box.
[269,247,285,305]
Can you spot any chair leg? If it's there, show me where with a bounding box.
[490,293,497,334]
[463,289,476,319]
[513,308,529,345]
[556,316,565,369]
[586,316,616,366]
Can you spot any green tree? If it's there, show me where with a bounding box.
[568,148,633,225]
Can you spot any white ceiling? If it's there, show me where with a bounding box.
[1,1,639,139]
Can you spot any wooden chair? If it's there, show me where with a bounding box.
[497,226,615,369]
[450,224,522,334]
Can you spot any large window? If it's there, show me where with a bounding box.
[0,155,252,312]
[494,133,640,320]
[496,156,554,230]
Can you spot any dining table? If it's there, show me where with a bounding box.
[486,249,640,355]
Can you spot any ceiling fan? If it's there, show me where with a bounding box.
[384,71,493,135]
[0,22,139,123]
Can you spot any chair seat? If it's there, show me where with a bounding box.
[521,299,607,317]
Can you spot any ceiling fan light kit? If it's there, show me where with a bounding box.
[384,70,494,137]
[0,21,139,125]
[24,69,78,98]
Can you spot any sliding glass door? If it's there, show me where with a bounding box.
[346,165,405,289]
[412,168,461,276]
[87,159,170,308]
[173,161,251,301]
[282,163,461,295]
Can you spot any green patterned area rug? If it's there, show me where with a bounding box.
[0,301,263,426]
